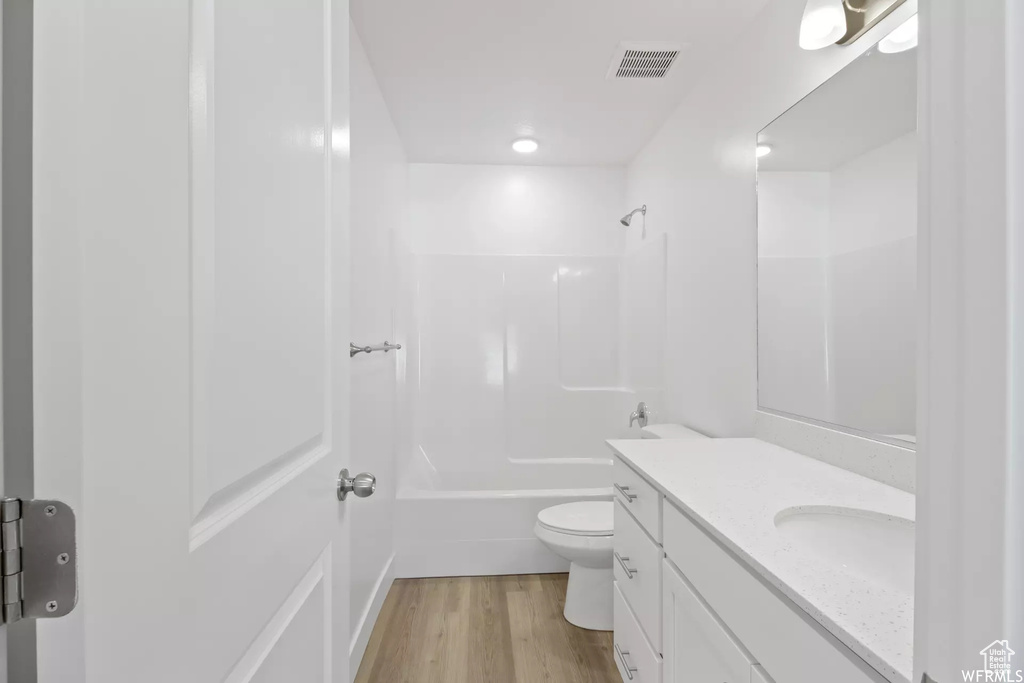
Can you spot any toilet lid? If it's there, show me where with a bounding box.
[537,502,613,537]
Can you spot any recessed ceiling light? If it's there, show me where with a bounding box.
[512,138,539,154]
[878,14,918,54]
[756,144,773,158]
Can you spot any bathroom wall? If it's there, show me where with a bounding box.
[624,0,916,439]
[349,26,407,670]
[398,165,663,490]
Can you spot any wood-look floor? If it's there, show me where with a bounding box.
[354,574,621,683]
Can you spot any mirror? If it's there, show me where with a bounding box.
[756,46,917,445]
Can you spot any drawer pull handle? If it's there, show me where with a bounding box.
[614,483,638,502]
[615,643,638,680]
[615,551,637,579]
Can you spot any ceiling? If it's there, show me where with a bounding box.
[757,47,917,172]
[351,0,772,166]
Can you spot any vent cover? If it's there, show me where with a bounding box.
[607,42,682,80]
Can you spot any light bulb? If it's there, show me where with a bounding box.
[799,0,848,51]
[878,14,918,54]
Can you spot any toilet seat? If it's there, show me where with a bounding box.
[536,501,613,537]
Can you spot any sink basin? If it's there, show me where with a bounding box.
[774,506,915,595]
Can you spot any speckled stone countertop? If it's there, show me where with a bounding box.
[606,437,914,683]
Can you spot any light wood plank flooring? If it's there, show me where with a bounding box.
[354,574,621,683]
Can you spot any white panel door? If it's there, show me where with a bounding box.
[32,1,352,681]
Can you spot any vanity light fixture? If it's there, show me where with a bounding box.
[799,0,909,51]
[756,143,773,159]
[512,138,539,154]
[878,13,918,53]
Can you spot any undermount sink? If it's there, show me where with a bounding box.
[774,506,915,595]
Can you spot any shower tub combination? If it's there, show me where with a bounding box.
[394,237,668,577]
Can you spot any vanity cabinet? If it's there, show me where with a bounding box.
[612,453,885,683]
[662,558,753,683]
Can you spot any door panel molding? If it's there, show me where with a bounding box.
[189,435,327,551]
[187,0,336,531]
[224,547,333,683]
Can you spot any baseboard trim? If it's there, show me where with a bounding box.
[396,537,569,579]
[349,553,396,681]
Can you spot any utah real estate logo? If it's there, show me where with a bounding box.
[963,640,1024,682]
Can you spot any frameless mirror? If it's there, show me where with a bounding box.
[756,45,917,445]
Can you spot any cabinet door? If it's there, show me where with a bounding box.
[663,559,753,683]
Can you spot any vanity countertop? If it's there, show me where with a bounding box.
[606,437,914,683]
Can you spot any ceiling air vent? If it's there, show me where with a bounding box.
[606,42,683,80]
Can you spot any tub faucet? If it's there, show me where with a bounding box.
[629,402,649,429]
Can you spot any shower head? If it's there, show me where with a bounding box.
[620,205,647,227]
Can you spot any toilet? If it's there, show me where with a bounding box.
[534,501,615,630]
[535,423,708,631]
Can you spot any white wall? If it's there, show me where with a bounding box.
[406,164,625,256]
[348,26,406,672]
[625,0,917,438]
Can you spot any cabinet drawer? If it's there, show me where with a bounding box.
[613,457,661,541]
[662,558,753,683]
[613,582,662,683]
[663,503,885,683]
[614,500,662,651]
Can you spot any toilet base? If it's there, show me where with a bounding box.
[562,562,613,631]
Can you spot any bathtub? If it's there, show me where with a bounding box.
[395,460,614,578]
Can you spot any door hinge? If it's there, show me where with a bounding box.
[1,498,78,624]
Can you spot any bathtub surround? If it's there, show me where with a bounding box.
[349,27,407,673]
[393,165,669,578]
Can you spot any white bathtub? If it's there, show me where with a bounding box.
[395,461,614,578]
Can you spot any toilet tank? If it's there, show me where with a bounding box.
[639,424,708,439]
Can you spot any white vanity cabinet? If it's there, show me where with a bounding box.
[611,452,888,683]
